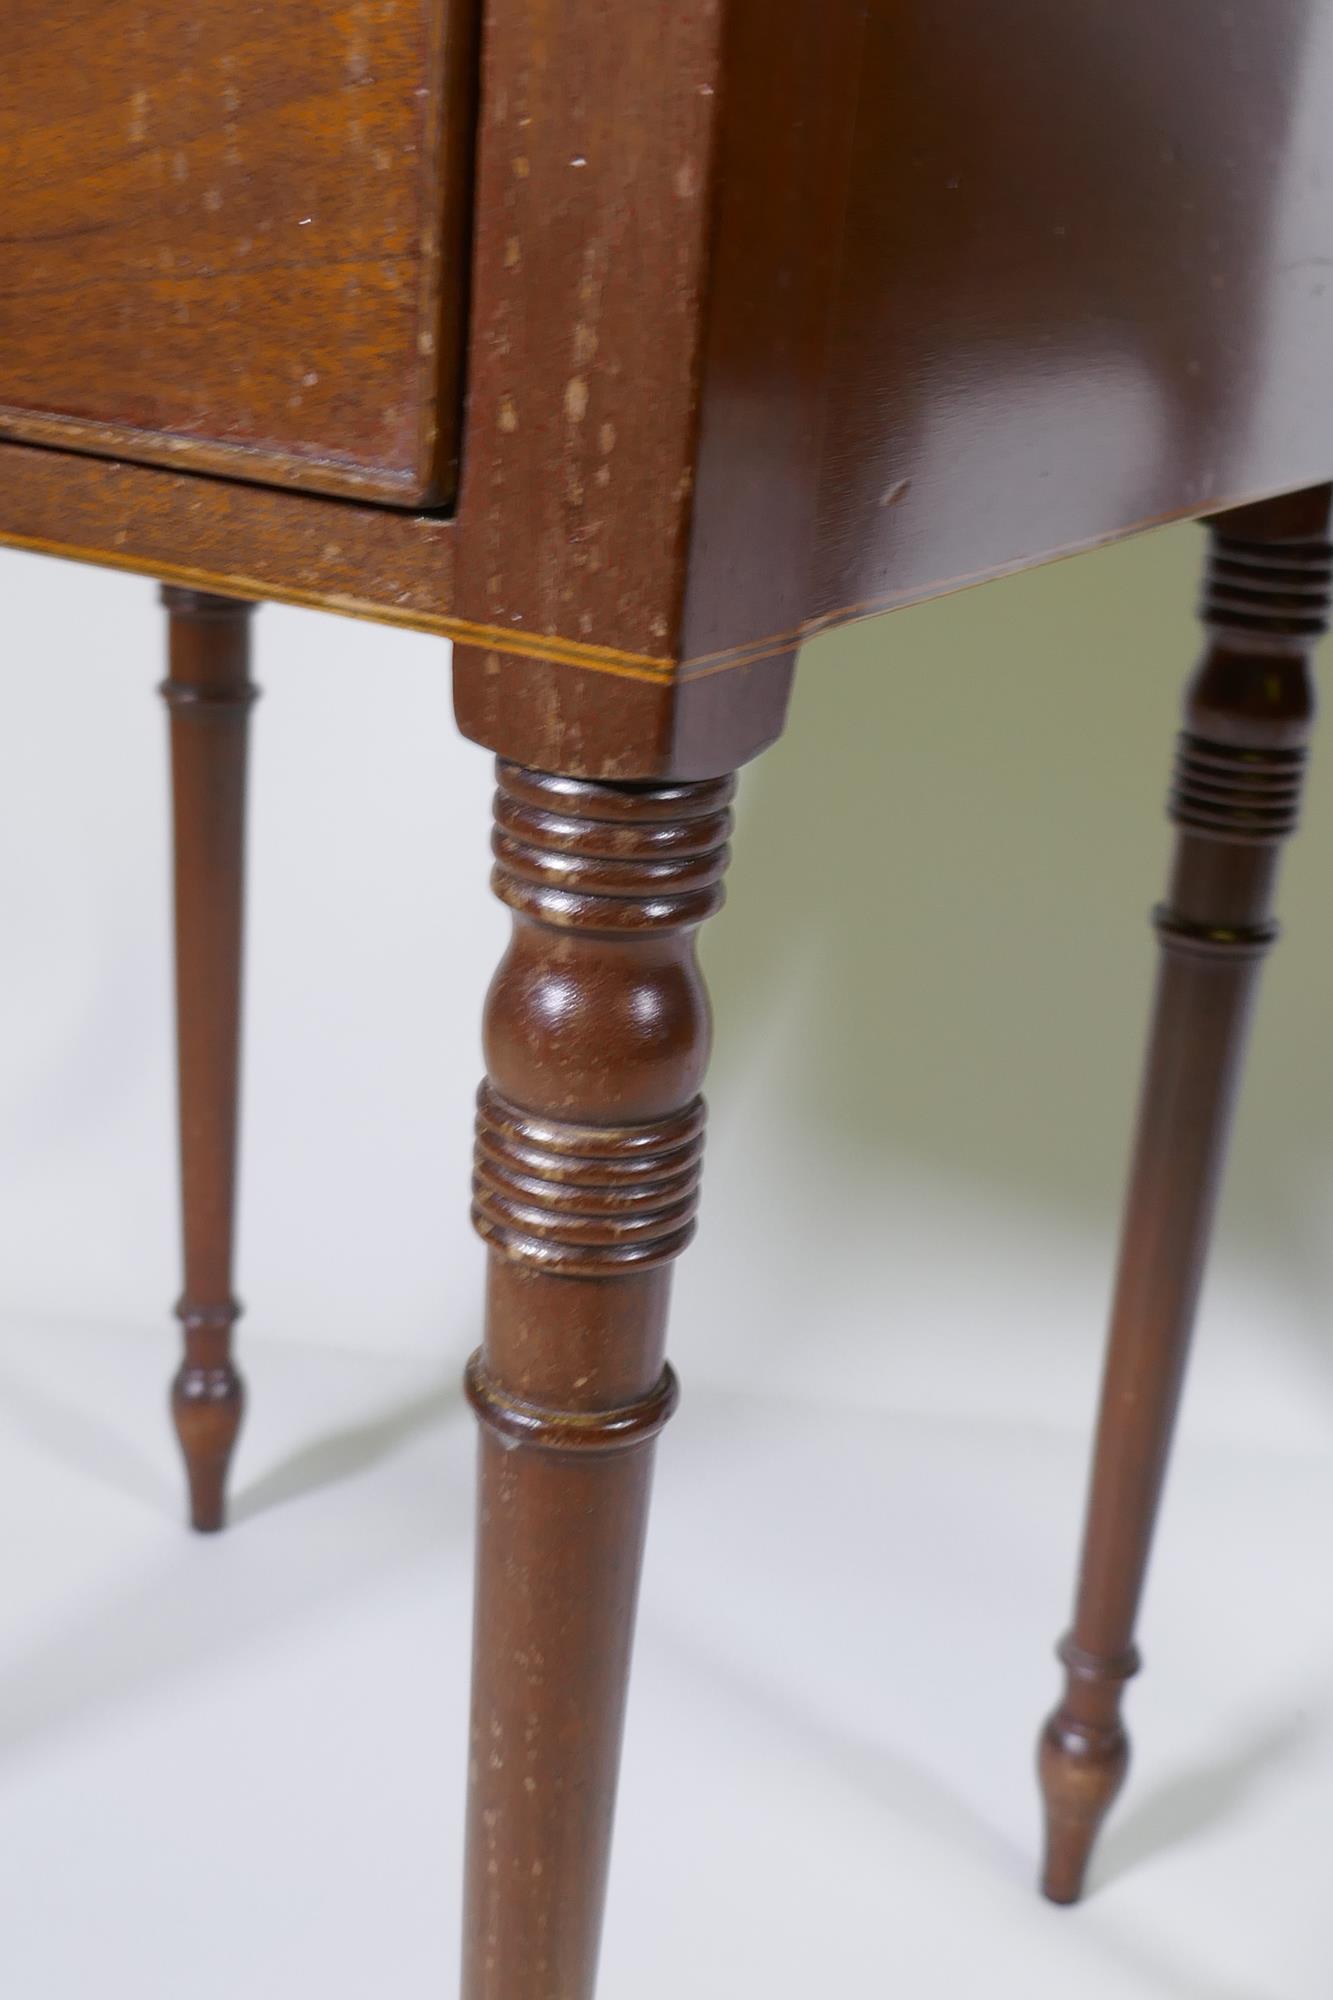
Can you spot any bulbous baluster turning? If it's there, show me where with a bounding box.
[462,758,734,2000]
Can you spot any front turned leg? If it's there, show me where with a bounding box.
[159,586,259,1533]
[462,760,734,2000]
[1038,485,1333,1902]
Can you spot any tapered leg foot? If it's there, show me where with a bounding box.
[1039,1757,1114,1907]
[160,585,258,1535]
[1038,1642,1136,1904]
[1037,485,1333,1898]
[462,760,734,2000]
[170,1307,244,1535]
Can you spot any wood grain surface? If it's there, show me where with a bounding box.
[5,0,1333,777]
[0,0,476,502]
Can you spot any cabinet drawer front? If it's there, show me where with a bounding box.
[0,0,475,504]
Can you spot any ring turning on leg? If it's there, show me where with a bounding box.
[1038,485,1333,1902]
[160,585,258,1534]
[462,759,733,2000]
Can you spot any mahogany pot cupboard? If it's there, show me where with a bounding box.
[4,0,1330,1987]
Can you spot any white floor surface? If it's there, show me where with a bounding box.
[2,1304,1330,1999]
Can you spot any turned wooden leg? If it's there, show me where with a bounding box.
[1038,485,1333,1902]
[461,760,733,2000]
[159,585,259,1534]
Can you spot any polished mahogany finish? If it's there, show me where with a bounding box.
[463,760,731,2000]
[805,1,1333,626]
[160,585,258,1533]
[4,0,1333,1986]
[1038,484,1333,1902]
[0,0,476,503]
[6,4,1333,776]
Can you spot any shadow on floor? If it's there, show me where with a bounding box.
[1097,1705,1325,1891]
[0,1356,467,1767]
[232,1381,461,1522]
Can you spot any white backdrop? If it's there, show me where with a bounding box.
[3,527,1332,1996]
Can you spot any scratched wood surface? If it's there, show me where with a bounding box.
[805,0,1333,630]
[0,0,476,503]
[4,0,1333,780]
